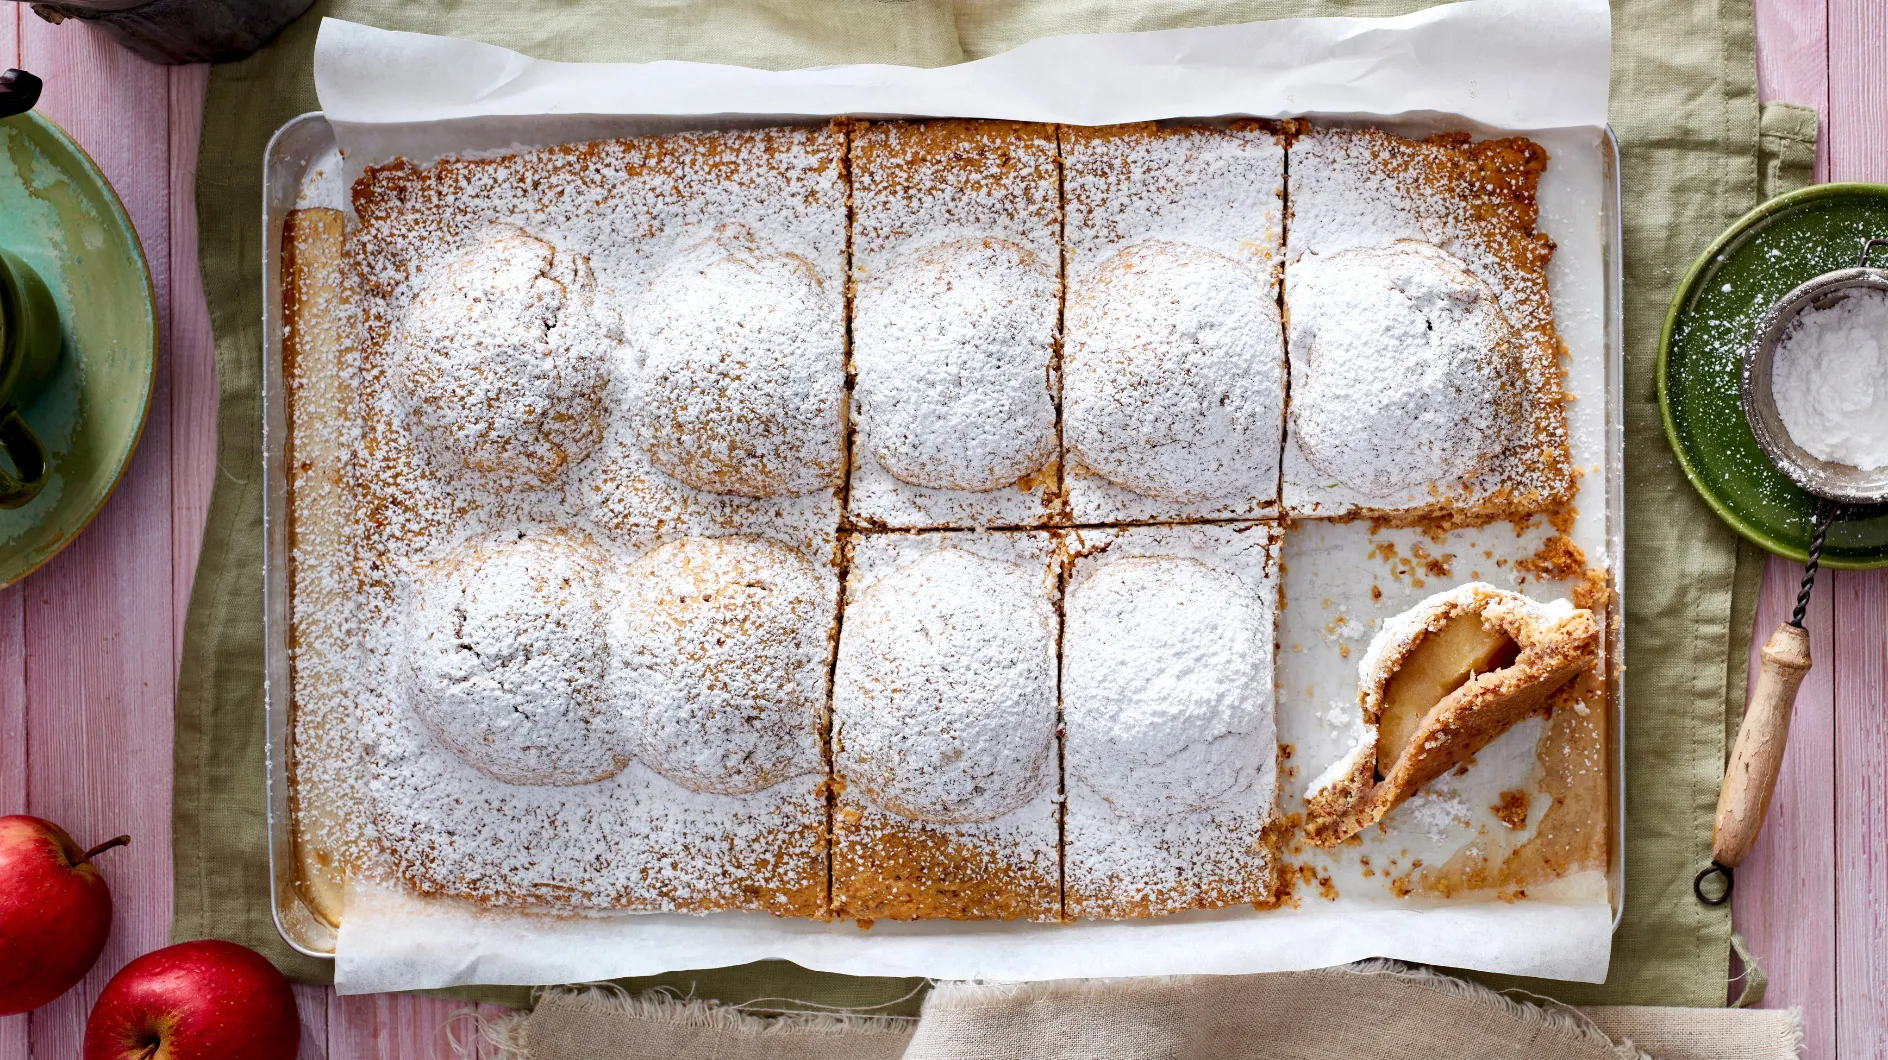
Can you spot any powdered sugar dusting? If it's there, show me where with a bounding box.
[1288,242,1522,497]
[615,536,830,796]
[631,223,844,498]
[393,225,615,488]
[338,125,846,915]
[848,120,1062,528]
[1771,286,1888,469]
[834,543,1058,824]
[829,531,1062,921]
[1061,523,1282,918]
[1065,241,1285,506]
[398,528,627,787]
[282,117,1594,928]
[1062,123,1286,523]
[853,237,1058,492]
[1282,127,1572,522]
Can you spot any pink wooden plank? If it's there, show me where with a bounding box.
[1834,570,1888,1060]
[0,591,27,1060]
[18,17,176,1060]
[1743,6,1838,1052]
[1753,0,1830,180]
[1828,0,1888,185]
[1828,6,1888,1056]
[168,63,213,669]
[331,993,488,1060]
[293,983,332,1060]
[0,24,25,1060]
[1734,556,1836,1056]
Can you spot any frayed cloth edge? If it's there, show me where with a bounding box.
[922,961,1650,1060]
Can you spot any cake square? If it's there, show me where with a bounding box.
[1060,522,1284,918]
[347,124,849,566]
[1281,125,1573,525]
[344,129,849,917]
[829,530,1063,921]
[847,120,1064,529]
[362,527,838,916]
[1060,123,1288,524]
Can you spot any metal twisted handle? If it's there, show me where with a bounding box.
[1862,236,1888,270]
[1790,500,1834,628]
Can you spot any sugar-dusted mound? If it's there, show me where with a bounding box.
[613,535,829,796]
[391,224,615,486]
[398,529,627,786]
[1062,555,1273,819]
[1287,241,1523,498]
[833,547,1057,824]
[630,223,844,498]
[1065,240,1285,504]
[853,236,1059,492]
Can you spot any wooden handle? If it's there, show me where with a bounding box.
[1712,622,1812,868]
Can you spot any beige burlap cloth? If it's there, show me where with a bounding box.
[482,965,1801,1060]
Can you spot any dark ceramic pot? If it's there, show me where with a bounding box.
[24,0,316,64]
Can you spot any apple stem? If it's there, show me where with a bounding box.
[75,835,130,866]
[136,1043,160,1060]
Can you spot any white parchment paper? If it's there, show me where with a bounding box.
[312,0,1619,993]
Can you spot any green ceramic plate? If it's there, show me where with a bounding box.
[1658,182,1888,570]
[0,111,156,586]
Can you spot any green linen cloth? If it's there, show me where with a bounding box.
[171,0,1812,1011]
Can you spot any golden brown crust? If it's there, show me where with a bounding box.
[851,118,1058,213]
[1064,822,1286,920]
[830,799,1061,921]
[283,207,363,929]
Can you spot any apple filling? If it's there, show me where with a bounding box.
[1302,583,1600,849]
[1375,614,1521,779]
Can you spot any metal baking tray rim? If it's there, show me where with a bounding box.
[261,112,1630,959]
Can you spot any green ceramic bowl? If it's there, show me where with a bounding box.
[0,111,157,586]
[1658,182,1888,570]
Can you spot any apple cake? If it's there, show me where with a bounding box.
[829,532,1063,921]
[1061,524,1284,917]
[1061,122,1288,524]
[279,115,1603,932]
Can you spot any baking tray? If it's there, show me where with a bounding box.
[262,112,1627,960]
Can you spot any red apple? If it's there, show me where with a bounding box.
[0,815,129,1015]
[83,940,298,1060]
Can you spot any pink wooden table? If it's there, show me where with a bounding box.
[0,2,1882,1056]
